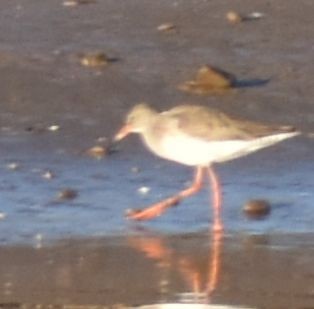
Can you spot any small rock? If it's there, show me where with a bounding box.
[79,52,113,68]
[226,10,265,24]
[157,22,176,32]
[42,170,54,180]
[246,12,265,20]
[25,123,60,133]
[86,145,108,159]
[0,212,6,220]
[179,65,236,94]
[138,186,150,195]
[96,136,108,143]
[131,166,140,174]
[58,189,78,200]
[243,199,271,219]
[7,162,20,171]
[226,11,243,24]
[63,0,95,6]
[63,0,77,6]
[47,125,60,132]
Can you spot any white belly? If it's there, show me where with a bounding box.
[159,134,248,165]
[148,131,298,166]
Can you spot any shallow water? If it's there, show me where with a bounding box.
[0,134,313,244]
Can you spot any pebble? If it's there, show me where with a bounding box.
[58,189,78,200]
[96,136,108,143]
[226,11,243,24]
[157,22,176,32]
[131,166,140,174]
[138,186,150,195]
[79,52,111,68]
[47,125,60,132]
[7,162,20,170]
[86,145,108,159]
[63,0,95,6]
[42,170,54,180]
[247,12,265,19]
[63,0,77,5]
[243,199,271,219]
[0,212,6,220]
[226,10,265,24]
[179,65,236,94]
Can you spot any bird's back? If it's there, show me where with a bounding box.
[162,105,296,142]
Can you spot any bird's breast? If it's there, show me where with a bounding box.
[142,131,219,166]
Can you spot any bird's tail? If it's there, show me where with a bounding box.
[247,131,300,153]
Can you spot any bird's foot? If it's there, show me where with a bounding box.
[126,196,180,221]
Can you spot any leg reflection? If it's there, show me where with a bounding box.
[128,228,223,304]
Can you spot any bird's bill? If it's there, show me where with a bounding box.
[114,124,132,141]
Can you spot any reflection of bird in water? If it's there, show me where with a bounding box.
[115,104,299,232]
[128,230,223,305]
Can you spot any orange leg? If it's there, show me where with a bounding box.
[207,166,223,233]
[126,166,204,220]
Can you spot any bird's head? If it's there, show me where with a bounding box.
[114,103,157,141]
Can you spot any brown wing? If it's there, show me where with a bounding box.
[163,105,296,141]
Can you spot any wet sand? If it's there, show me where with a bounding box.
[2,233,314,308]
[0,0,314,308]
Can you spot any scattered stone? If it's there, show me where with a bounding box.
[157,22,176,32]
[96,136,108,143]
[86,145,108,159]
[58,188,78,200]
[78,52,116,68]
[47,125,60,132]
[63,0,96,6]
[42,170,54,180]
[131,166,140,174]
[26,124,60,133]
[63,0,77,6]
[243,199,271,219]
[138,186,150,195]
[179,65,236,94]
[226,11,243,24]
[246,12,265,20]
[7,162,20,171]
[226,10,265,24]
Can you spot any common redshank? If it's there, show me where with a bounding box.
[115,103,299,231]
